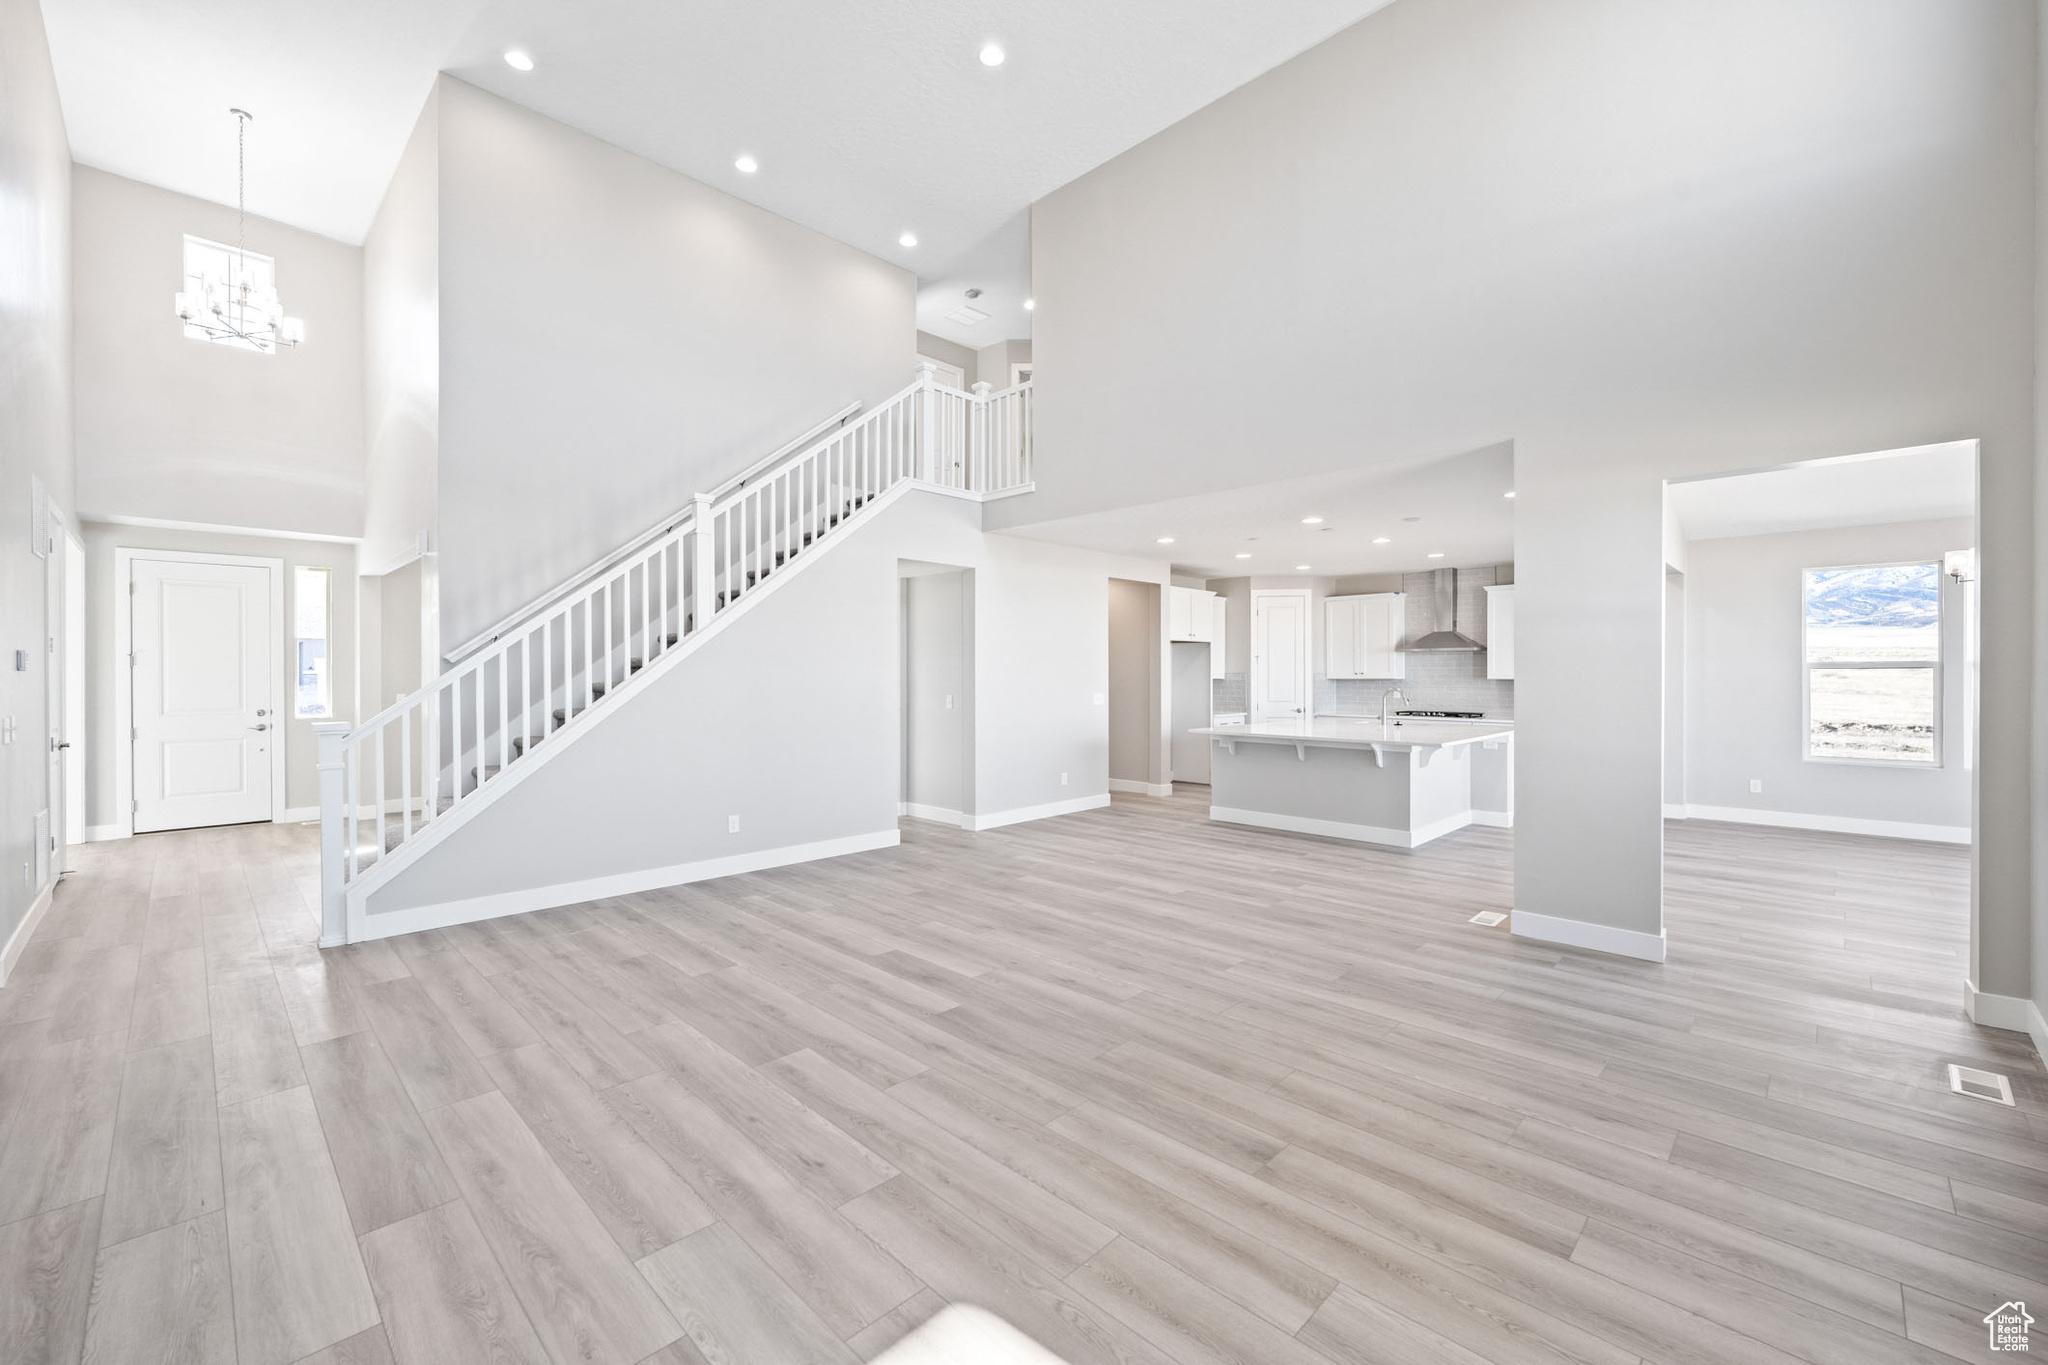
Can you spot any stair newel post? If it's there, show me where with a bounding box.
[970,381,992,491]
[313,721,351,948]
[690,492,715,632]
[916,360,939,484]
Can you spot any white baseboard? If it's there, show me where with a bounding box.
[1966,981,2048,1061]
[1209,805,1473,849]
[282,806,321,824]
[1663,803,1687,820]
[1469,809,1514,829]
[1681,804,1968,845]
[0,881,57,986]
[1512,908,1667,963]
[900,803,965,827]
[353,829,902,942]
[966,794,1111,831]
[1108,779,1174,796]
[83,824,129,843]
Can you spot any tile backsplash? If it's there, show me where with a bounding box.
[1213,568,1514,718]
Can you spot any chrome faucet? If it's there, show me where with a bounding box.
[1380,687,1408,728]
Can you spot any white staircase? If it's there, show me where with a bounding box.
[314,366,1033,945]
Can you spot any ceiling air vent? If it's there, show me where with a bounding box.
[943,304,991,327]
[1947,1063,2015,1105]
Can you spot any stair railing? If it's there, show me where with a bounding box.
[318,365,1033,944]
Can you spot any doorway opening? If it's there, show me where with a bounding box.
[1107,578,1164,795]
[899,561,974,827]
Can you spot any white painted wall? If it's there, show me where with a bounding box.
[904,569,969,817]
[1680,520,1972,835]
[1018,0,2034,979]
[433,76,916,654]
[361,490,1165,924]
[71,167,365,538]
[81,523,358,829]
[361,84,439,578]
[0,0,74,961]
[1664,570,1684,810]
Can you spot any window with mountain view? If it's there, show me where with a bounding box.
[1803,562,1939,763]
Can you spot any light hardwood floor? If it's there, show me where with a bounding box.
[1,789,2042,1364]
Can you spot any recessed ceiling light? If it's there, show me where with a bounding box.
[1156,537,1175,544]
[1372,537,1391,545]
[1503,490,1516,499]
[1427,552,1445,558]
[1295,564,1311,571]
[980,43,1006,66]
[503,49,535,71]
[734,154,758,174]
[1023,298,1035,311]
[899,231,918,248]
[1234,552,1252,559]
[1301,516,1323,525]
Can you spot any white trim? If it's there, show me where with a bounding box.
[1682,803,1968,844]
[966,794,1111,831]
[1108,778,1173,796]
[0,881,56,986]
[1470,809,1514,828]
[900,803,965,827]
[1663,803,1687,820]
[351,829,901,941]
[1208,804,1473,849]
[87,512,361,545]
[1512,909,1668,963]
[282,806,321,824]
[1965,982,2048,1061]
[116,547,288,838]
[84,824,129,843]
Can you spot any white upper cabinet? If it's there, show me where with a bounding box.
[1324,593,1405,679]
[1485,584,1515,679]
[1169,586,1218,643]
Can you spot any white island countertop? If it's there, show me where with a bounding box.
[1191,716,1514,755]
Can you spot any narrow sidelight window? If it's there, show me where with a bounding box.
[294,566,332,719]
[1802,562,1939,764]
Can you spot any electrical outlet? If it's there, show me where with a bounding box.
[1091,692,1105,706]
[1748,778,1762,794]
[944,694,953,710]
[1060,772,1068,786]
[727,814,740,833]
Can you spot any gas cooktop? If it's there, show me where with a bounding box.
[1394,709,1486,719]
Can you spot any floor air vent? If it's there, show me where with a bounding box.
[1469,911,1507,927]
[1947,1063,2015,1106]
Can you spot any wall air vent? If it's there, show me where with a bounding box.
[1468,911,1507,927]
[1947,1063,2015,1106]
[943,304,991,327]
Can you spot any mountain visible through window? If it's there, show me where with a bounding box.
[1803,562,1938,763]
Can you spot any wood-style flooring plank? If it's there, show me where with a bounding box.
[101,1035,223,1246]
[359,1200,550,1365]
[300,1029,461,1234]
[80,1212,236,1365]
[636,1221,859,1365]
[0,1197,100,1365]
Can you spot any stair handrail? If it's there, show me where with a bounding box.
[444,398,864,664]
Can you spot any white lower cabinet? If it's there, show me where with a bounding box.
[1324,593,1404,679]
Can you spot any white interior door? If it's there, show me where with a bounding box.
[62,532,84,868]
[132,557,276,832]
[1251,590,1312,720]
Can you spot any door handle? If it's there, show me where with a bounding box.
[250,723,269,732]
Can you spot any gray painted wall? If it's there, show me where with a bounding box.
[1665,571,1685,808]
[0,0,74,959]
[433,77,916,654]
[71,167,366,538]
[904,570,969,814]
[1018,0,2034,986]
[81,524,358,827]
[1681,518,1972,831]
[1107,578,1156,784]
[915,331,977,386]
[365,491,1163,920]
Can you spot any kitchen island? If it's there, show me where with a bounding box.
[1190,715,1514,848]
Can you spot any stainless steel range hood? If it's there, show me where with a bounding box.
[1400,568,1485,652]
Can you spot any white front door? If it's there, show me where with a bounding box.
[1251,590,1312,720]
[132,557,277,832]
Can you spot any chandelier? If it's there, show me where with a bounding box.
[174,109,303,350]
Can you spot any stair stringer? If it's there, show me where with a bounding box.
[344,483,991,940]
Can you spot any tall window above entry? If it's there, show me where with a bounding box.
[294,566,332,719]
[1803,562,1939,764]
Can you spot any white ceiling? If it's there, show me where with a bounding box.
[1667,442,1976,542]
[42,0,1393,308]
[1005,444,1516,579]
